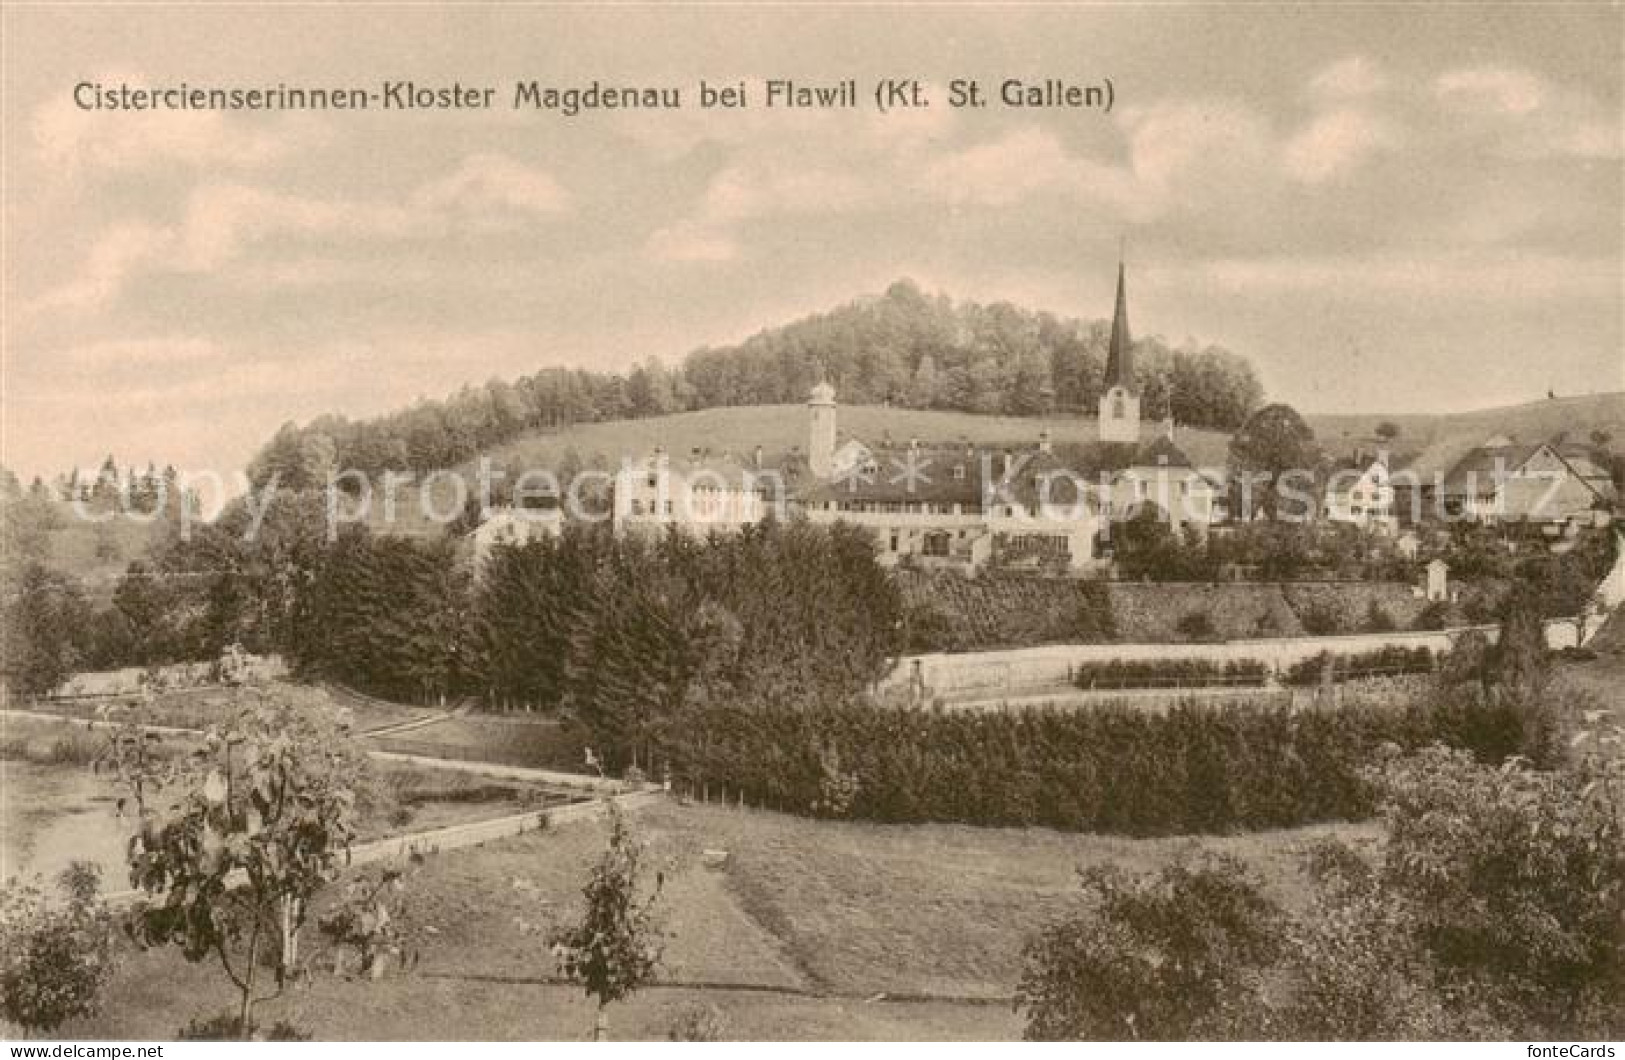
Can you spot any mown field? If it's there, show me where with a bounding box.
[45,800,1372,1041]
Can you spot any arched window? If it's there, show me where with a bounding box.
[1112,392,1125,419]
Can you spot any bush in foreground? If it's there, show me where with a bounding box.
[0,864,118,1035]
[1017,747,1625,1040]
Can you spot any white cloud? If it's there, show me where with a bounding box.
[919,126,1152,217]
[1433,66,1621,160]
[178,183,418,269]
[1435,67,1547,115]
[1283,108,1396,184]
[1310,57,1388,99]
[31,70,312,177]
[25,155,572,314]
[1123,100,1275,196]
[411,152,571,216]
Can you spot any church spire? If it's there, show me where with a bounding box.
[1103,256,1135,394]
[1095,249,1142,445]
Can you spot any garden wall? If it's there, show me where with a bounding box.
[882,617,1585,702]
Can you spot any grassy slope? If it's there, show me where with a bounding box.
[2,514,165,601]
[1306,391,1625,456]
[480,404,1235,469]
[49,800,1371,1041]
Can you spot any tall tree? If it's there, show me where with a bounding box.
[1228,403,1320,521]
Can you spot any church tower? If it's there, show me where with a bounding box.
[808,380,837,478]
[1097,258,1141,444]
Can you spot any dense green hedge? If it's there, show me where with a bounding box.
[1073,658,1269,690]
[1282,646,1437,687]
[658,688,1527,836]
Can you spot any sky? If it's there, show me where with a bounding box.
[3,3,1622,481]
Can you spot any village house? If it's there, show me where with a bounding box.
[611,448,785,535]
[468,505,562,578]
[1108,429,1227,529]
[1322,450,1398,533]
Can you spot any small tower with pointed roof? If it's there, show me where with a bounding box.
[808,379,837,479]
[1097,257,1141,444]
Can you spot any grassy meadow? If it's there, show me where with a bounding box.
[39,799,1372,1041]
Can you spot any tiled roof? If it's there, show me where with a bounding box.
[799,444,1104,512]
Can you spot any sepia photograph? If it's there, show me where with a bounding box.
[1,1,1622,1048]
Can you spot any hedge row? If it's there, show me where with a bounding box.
[1073,658,1270,690]
[657,688,1527,836]
[1282,646,1438,687]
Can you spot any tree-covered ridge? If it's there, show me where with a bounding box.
[247,280,1265,487]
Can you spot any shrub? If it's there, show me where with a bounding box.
[1411,601,1451,631]
[1016,747,1625,1041]
[1017,854,1280,1040]
[1175,610,1217,642]
[1362,600,1396,633]
[0,864,117,1034]
[666,1002,729,1041]
[1371,746,1625,1033]
[1298,602,1341,635]
[178,1014,311,1041]
[1283,647,1436,687]
[1073,658,1268,690]
[1277,839,1477,1040]
[1438,629,1490,688]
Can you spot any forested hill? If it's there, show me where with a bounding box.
[248,279,1265,487]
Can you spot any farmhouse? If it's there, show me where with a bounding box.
[1398,436,1615,526]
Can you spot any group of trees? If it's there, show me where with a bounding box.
[1111,517,1414,584]
[281,519,903,768]
[1,457,183,514]
[246,280,1266,488]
